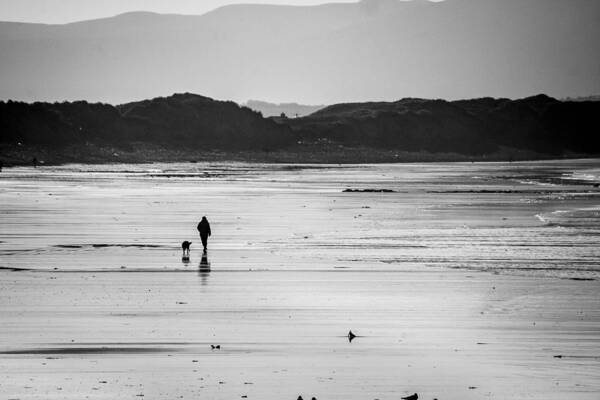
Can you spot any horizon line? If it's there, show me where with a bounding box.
[0,0,447,25]
[3,92,598,108]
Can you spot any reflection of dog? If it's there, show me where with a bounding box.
[181,241,192,257]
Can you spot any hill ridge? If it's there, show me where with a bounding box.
[1,92,599,164]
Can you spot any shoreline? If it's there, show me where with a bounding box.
[1,143,597,167]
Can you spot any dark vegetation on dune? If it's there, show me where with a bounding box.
[0,93,599,164]
[0,93,292,152]
[284,94,600,156]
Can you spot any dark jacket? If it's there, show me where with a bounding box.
[197,218,211,237]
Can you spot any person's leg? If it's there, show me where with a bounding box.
[201,234,208,250]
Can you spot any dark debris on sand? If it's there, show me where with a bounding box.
[343,189,397,193]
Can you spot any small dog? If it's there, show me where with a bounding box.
[181,241,192,258]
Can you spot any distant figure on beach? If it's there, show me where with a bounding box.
[32,157,39,168]
[197,216,211,252]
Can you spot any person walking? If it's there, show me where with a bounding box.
[197,216,212,252]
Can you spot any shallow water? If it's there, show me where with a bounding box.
[1,160,599,278]
[1,160,600,399]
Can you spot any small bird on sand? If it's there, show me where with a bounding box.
[401,393,418,400]
[348,330,356,342]
[211,345,221,349]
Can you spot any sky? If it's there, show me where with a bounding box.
[0,0,364,23]
[0,0,596,104]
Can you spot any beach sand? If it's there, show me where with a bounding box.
[1,160,599,399]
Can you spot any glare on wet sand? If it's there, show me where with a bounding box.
[1,160,599,399]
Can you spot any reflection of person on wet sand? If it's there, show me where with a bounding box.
[198,252,211,285]
[197,216,211,252]
[199,252,211,271]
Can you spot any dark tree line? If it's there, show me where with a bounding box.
[1,93,599,157]
[0,93,294,151]
[285,94,600,156]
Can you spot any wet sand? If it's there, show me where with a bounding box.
[1,160,600,399]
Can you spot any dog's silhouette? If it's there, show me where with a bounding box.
[181,241,192,257]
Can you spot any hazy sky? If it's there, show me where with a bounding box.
[0,0,367,23]
[0,0,596,103]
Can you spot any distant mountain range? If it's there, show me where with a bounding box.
[0,0,599,104]
[244,100,326,118]
[1,93,599,164]
[562,96,600,102]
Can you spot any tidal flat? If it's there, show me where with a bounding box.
[1,160,599,399]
